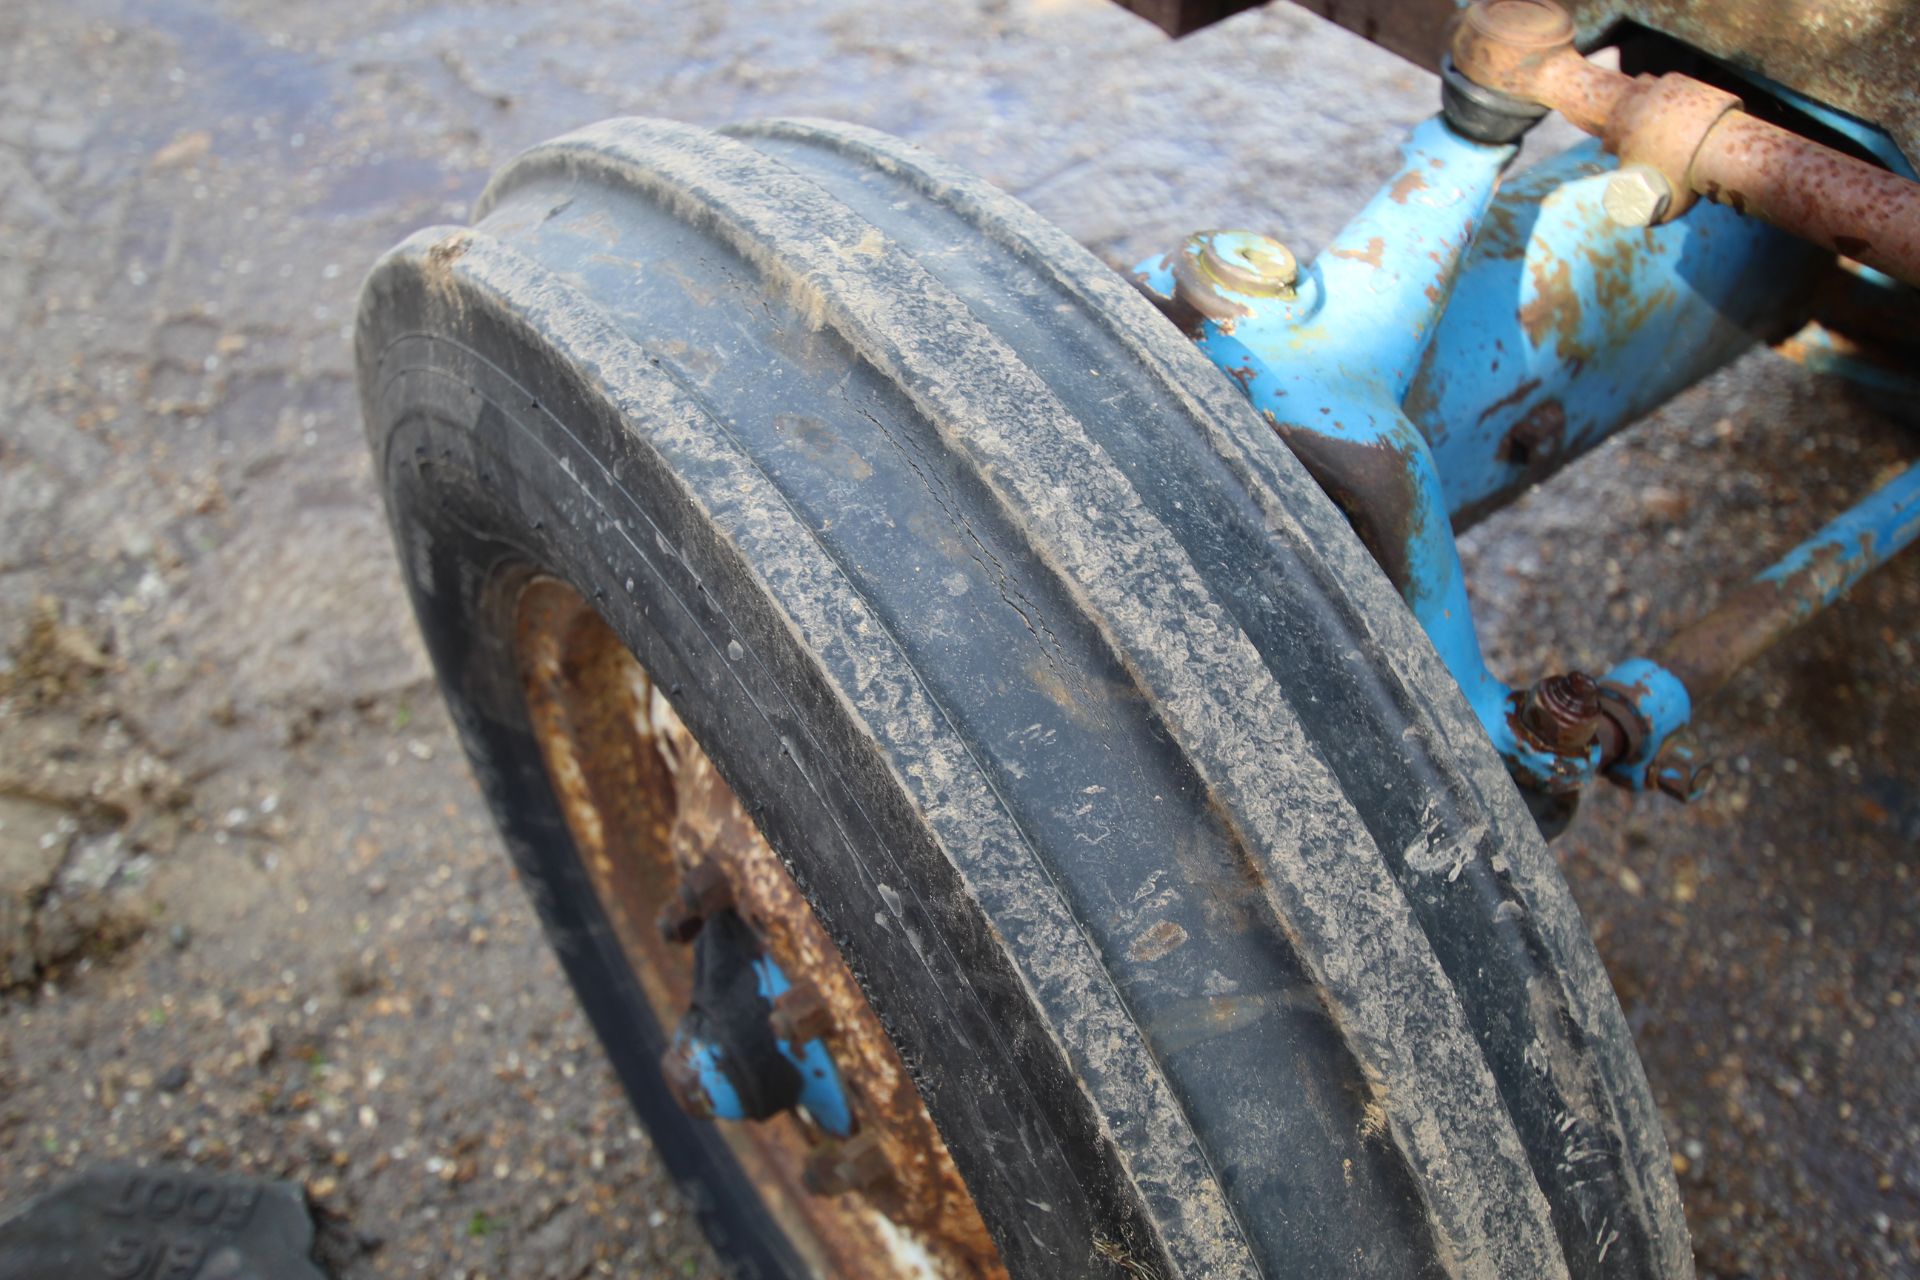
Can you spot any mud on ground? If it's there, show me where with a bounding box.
[1,0,1915,1276]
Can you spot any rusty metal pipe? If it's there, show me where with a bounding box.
[1691,112,1920,288]
[1655,460,1920,706]
[1452,0,1920,287]
[1655,576,1828,707]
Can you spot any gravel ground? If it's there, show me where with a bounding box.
[0,0,1915,1276]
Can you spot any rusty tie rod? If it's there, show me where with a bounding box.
[1450,0,1920,289]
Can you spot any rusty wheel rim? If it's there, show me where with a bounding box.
[513,576,1007,1280]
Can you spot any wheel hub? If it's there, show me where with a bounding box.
[513,576,1004,1279]
[658,905,856,1137]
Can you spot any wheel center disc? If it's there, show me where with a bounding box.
[513,576,1005,1280]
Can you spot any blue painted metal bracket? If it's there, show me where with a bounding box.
[1404,143,1820,527]
[1761,464,1920,613]
[1596,658,1690,791]
[753,953,853,1136]
[1149,119,1586,790]
[1136,114,1915,801]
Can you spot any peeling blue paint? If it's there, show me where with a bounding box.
[1135,114,1903,802]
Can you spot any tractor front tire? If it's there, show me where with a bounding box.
[357,115,1690,1280]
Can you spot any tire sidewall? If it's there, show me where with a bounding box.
[362,284,1131,1278]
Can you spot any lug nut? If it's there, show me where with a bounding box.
[656,900,699,944]
[1519,671,1603,754]
[656,891,704,944]
[1650,732,1714,803]
[684,860,734,912]
[1603,163,1673,228]
[801,1145,848,1196]
[657,861,735,943]
[769,982,833,1045]
[802,1130,892,1197]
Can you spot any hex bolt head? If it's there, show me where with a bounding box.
[1519,671,1603,754]
[1650,733,1714,803]
[803,1131,893,1197]
[801,1144,848,1196]
[836,1130,893,1192]
[769,982,834,1045]
[1603,163,1674,228]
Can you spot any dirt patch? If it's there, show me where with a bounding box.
[0,600,187,989]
